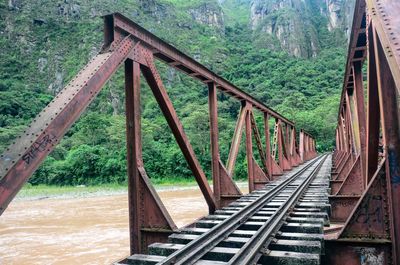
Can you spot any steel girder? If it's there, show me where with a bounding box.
[0,13,318,255]
[327,0,400,264]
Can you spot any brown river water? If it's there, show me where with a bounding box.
[0,186,247,265]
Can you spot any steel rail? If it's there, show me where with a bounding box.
[155,155,323,265]
[228,154,328,264]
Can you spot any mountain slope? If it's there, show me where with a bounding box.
[0,0,351,184]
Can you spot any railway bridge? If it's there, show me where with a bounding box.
[0,0,399,264]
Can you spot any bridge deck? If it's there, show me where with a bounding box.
[118,155,332,265]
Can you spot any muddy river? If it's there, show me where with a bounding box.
[0,186,247,264]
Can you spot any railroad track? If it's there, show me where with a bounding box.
[119,154,331,265]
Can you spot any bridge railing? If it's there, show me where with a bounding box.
[329,0,400,263]
[0,13,317,254]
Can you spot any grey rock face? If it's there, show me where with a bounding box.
[57,0,81,19]
[249,0,354,57]
[325,0,355,39]
[139,0,169,22]
[250,0,319,57]
[48,71,64,95]
[326,0,341,30]
[38,58,48,73]
[8,0,21,10]
[189,3,224,30]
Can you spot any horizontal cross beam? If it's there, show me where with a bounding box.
[104,13,295,126]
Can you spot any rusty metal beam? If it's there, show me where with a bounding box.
[263,113,272,179]
[373,25,400,264]
[244,103,254,192]
[336,0,366,124]
[330,1,400,262]
[140,51,216,213]
[125,58,142,254]
[208,82,221,209]
[0,36,136,215]
[125,59,176,254]
[250,111,269,178]
[277,120,291,171]
[226,104,250,176]
[366,23,381,184]
[105,13,295,126]
[366,0,400,91]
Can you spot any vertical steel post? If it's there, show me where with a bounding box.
[353,61,367,188]
[208,82,221,209]
[373,27,400,265]
[245,102,254,192]
[304,134,309,160]
[277,120,284,164]
[264,113,272,178]
[299,130,304,162]
[125,59,142,254]
[366,24,380,184]
[285,124,291,165]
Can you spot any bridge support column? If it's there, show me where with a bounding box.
[141,52,217,214]
[125,59,176,254]
[208,82,221,209]
[208,83,242,208]
[328,6,400,263]
[263,113,272,179]
[277,120,292,171]
[373,26,400,264]
[249,111,270,189]
[245,102,255,192]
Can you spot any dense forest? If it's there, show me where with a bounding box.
[0,0,351,185]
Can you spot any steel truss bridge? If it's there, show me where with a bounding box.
[0,0,399,264]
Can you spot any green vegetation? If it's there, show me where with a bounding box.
[18,179,215,199]
[0,0,346,186]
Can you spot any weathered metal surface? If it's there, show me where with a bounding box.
[372,24,400,264]
[263,114,272,179]
[339,159,391,240]
[277,120,292,171]
[106,13,295,126]
[0,36,136,215]
[218,161,242,207]
[323,242,391,265]
[208,82,221,209]
[367,0,400,91]
[329,0,400,263]
[141,51,216,213]
[245,103,255,193]
[125,59,176,254]
[226,104,249,176]
[250,111,269,178]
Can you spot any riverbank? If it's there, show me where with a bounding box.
[17,179,247,201]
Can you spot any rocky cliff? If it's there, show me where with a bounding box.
[249,0,354,57]
[324,0,355,39]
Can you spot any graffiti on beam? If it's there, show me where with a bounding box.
[356,247,384,265]
[333,200,356,207]
[354,194,383,224]
[22,134,57,165]
[388,150,400,185]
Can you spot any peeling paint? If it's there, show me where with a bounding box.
[356,247,384,265]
